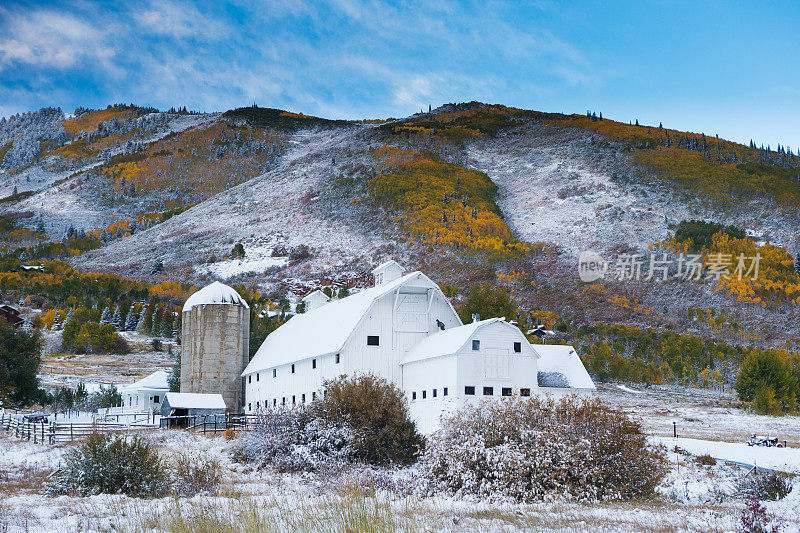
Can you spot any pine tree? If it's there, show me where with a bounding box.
[141,306,153,334]
[100,306,111,325]
[152,307,163,338]
[172,313,181,339]
[162,311,174,338]
[125,306,139,331]
[112,306,122,330]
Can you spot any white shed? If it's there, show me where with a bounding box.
[119,371,169,413]
[160,392,227,418]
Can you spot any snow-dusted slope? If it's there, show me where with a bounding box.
[469,127,799,259]
[72,127,391,281]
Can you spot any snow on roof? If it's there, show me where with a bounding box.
[243,272,449,375]
[119,371,169,392]
[182,281,249,312]
[400,318,512,365]
[371,259,405,275]
[163,392,226,410]
[302,290,330,302]
[534,345,595,389]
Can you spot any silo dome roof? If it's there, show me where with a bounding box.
[183,281,250,312]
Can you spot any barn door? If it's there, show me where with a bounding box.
[485,348,511,380]
[393,293,428,332]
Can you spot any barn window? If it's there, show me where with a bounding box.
[273,369,276,378]
[412,391,417,400]
[422,390,427,399]
[248,375,251,384]
[256,401,260,408]
[302,394,306,403]
[291,364,295,373]
[433,389,437,397]
[472,340,480,351]
[335,353,340,364]
[367,335,380,346]
[292,395,296,404]
[312,359,316,369]
[248,403,251,411]
[520,388,531,397]
[256,373,259,381]
[273,399,277,406]
[282,397,286,405]
[483,387,493,396]
[312,392,316,400]
[502,387,512,396]
[513,342,521,353]
[443,387,448,396]
[153,395,159,403]
[465,386,475,395]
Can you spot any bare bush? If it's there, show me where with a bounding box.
[171,453,223,496]
[233,407,353,473]
[423,396,668,502]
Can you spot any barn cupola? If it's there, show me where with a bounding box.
[371,260,405,286]
[302,289,331,312]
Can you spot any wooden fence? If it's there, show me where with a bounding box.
[1,412,265,445]
[0,412,157,445]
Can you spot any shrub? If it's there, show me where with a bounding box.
[47,433,169,498]
[695,454,717,466]
[738,471,793,501]
[423,396,668,502]
[172,453,222,496]
[319,374,423,465]
[61,320,129,354]
[234,407,353,473]
[740,498,785,533]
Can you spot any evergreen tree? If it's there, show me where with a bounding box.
[125,306,139,331]
[161,311,174,338]
[141,306,153,334]
[100,306,111,325]
[168,352,181,392]
[172,313,181,339]
[152,307,163,338]
[112,306,122,330]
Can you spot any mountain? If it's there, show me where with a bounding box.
[2,101,799,365]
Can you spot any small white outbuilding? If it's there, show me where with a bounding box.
[118,371,169,413]
[160,392,227,418]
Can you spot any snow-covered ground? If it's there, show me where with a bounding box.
[198,242,289,279]
[1,429,798,533]
[657,436,800,473]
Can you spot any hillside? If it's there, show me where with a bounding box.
[1,101,799,388]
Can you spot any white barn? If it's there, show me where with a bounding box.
[242,261,593,433]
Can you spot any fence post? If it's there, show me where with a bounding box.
[70,424,74,442]
[214,416,217,435]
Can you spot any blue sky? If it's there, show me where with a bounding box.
[1,1,798,148]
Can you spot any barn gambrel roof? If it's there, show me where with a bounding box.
[242,271,457,375]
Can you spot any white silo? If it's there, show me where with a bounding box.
[181,281,250,412]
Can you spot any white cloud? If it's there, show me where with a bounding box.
[135,0,227,39]
[0,8,114,70]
